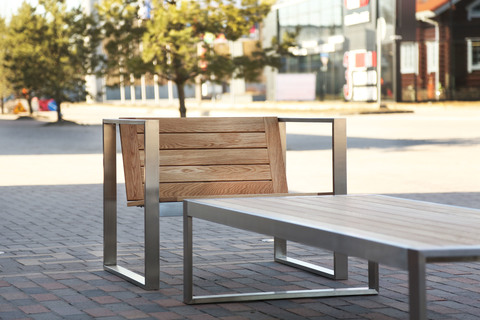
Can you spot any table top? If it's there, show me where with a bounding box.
[187,195,480,255]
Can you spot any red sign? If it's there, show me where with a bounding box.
[344,0,370,10]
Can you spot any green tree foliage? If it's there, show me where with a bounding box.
[141,0,284,117]
[0,17,12,114]
[97,0,150,87]
[3,2,47,113]
[4,0,102,121]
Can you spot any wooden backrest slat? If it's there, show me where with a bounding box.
[129,117,266,133]
[140,149,270,166]
[119,117,288,204]
[120,124,144,201]
[141,165,273,183]
[158,165,273,182]
[158,181,275,202]
[137,132,268,150]
[264,118,288,193]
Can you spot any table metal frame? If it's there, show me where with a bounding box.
[183,195,480,320]
[183,199,380,304]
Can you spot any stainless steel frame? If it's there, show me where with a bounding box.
[184,195,480,319]
[103,117,347,291]
[274,118,348,280]
[183,200,379,304]
[103,119,160,290]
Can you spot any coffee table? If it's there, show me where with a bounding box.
[183,195,480,319]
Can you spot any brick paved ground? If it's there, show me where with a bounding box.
[1,107,479,319]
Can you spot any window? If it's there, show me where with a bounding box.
[467,38,480,73]
[467,0,480,20]
[426,41,438,74]
[400,42,418,74]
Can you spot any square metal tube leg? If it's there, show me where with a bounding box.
[103,119,160,290]
[274,238,348,280]
[183,202,194,303]
[273,118,348,280]
[103,123,117,267]
[408,250,427,320]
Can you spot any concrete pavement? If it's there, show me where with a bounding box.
[0,104,479,319]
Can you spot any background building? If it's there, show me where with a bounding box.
[263,0,417,103]
[403,0,480,101]
[84,0,479,104]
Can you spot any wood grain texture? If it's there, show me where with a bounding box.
[138,132,268,150]
[124,117,267,133]
[119,117,289,204]
[198,195,480,247]
[264,118,288,193]
[158,165,272,182]
[141,149,270,166]
[120,124,144,201]
[158,181,275,202]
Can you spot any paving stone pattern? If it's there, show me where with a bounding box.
[1,112,480,319]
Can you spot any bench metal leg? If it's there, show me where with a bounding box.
[183,205,194,303]
[184,210,379,304]
[103,123,117,269]
[274,237,348,280]
[103,120,160,290]
[408,250,427,320]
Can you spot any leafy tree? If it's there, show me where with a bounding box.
[96,0,151,97]
[142,0,283,117]
[3,2,47,113]
[4,0,103,122]
[0,17,12,114]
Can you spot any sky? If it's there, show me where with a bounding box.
[0,0,34,20]
[0,0,78,21]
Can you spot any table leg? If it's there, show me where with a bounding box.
[274,237,348,280]
[408,250,427,320]
[368,261,379,291]
[184,203,194,304]
[185,210,378,304]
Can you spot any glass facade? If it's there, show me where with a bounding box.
[271,0,405,102]
[378,0,395,100]
[276,0,345,100]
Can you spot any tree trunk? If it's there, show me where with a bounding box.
[1,95,4,114]
[56,100,63,122]
[27,96,33,114]
[177,82,187,118]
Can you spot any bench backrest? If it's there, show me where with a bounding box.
[119,117,288,205]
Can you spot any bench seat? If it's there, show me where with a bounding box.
[103,116,347,289]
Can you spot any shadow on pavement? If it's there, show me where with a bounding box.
[0,119,104,155]
[287,134,480,151]
[2,117,479,156]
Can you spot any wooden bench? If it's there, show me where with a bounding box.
[103,116,347,289]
